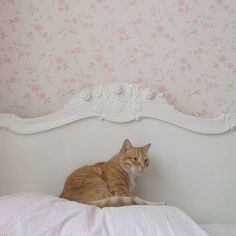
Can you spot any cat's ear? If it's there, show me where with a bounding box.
[143,143,151,152]
[121,139,133,153]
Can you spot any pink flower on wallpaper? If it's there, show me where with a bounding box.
[118,28,125,34]
[133,18,143,25]
[178,0,186,12]
[134,79,148,88]
[58,0,65,5]
[143,52,153,59]
[96,0,104,4]
[80,82,91,89]
[203,23,210,30]
[34,24,43,32]
[7,46,15,53]
[73,47,81,54]
[136,18,142,24]
[219,55,226,63]
[31,84,40,93]
[104,4,110,11]
[166,93,172,99]
[165,33,171,39]
[195,78,202,84]
[180,58,188,71]
[224,5,229,10]
[103,63,110,69]
[10,17,21,24]
[9,77,17,83]
[39,93,46,99]
[180,57,187,64]
[227,63,234,69]
[82,22,89,29]
[215,0,224,4]
[215,0,233,13]
[71,17,77,24]
[156,25,174,42]
[132,47,139,53]
[94,54,113,71]
[178,0,185,6]
[69,77,77,84]
[207,82,217,89]
[18,51,30,59]
[156,25,164,32]
[117,28,128,41]
[96,54,104,62]
[158,85,166,93]
[192,19,199,25]
[200,109,208,117]
[197,48,204,54]
[42,32,48,38]
[56,57,64,64]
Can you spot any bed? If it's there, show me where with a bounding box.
[0,82,236,235]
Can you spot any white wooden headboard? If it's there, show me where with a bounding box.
[0,82,236,224]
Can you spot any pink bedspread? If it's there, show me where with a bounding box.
[0,193,208,236]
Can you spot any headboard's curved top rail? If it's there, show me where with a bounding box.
[0,82,235,134]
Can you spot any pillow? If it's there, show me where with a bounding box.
[0,192,208,236]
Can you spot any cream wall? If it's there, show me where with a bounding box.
[0,0,235,118]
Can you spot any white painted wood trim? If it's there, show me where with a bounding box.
[0,82,235,134]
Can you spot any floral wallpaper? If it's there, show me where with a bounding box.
[0,0,235,118]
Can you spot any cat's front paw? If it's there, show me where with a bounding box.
[144,200,166,206]
[155,202,167,206]
[152,201,166,206]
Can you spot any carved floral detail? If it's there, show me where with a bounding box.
[92,86,102,98]
[134,103,143,112]
[80,89,92,101]
[112,83,124,95]
[66,82,165,112]
[92,103,103,114]
[143,88,156,100]
[0,113,18,129]
[223,113,236,130]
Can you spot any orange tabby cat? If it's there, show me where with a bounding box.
[60,139,163,207]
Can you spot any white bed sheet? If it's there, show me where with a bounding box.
[0,192,209,236]
[200,224,236,236]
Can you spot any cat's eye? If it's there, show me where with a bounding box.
[145,159,149,164]
[133,157,139,162]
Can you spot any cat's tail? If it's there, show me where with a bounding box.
[88,196,144,208]
[88,196,165,208]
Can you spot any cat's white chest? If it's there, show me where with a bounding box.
[128,173,137,193]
